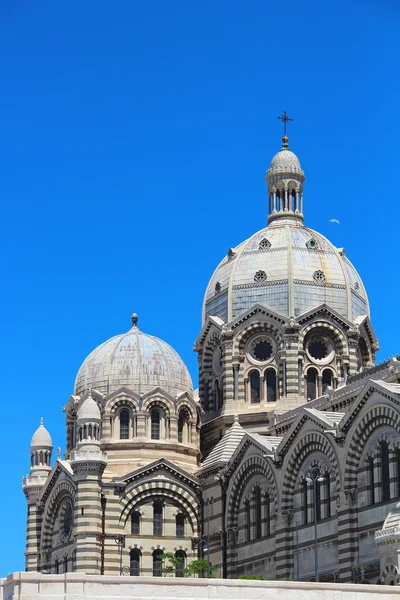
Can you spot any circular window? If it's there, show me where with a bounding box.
[306,335,335,365]
[60,502,73,541]
[248,337,275,363]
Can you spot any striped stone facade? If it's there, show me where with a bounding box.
[198,358,400,584]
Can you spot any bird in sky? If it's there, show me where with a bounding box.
[329,219,340,224]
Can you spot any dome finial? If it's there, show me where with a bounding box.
[40,417,44,426]
[131,313,139,327]
[278,111,292,148]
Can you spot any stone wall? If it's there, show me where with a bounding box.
[1,573,399,600]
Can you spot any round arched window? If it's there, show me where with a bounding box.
[60,501,73,541]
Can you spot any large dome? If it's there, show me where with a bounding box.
[203,221,369,324]
[75,315,193,398]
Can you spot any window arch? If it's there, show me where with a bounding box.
[175,550,186,577]
[131,511,140,535]
[119,409,130,439]
[249,370,260,403]
[322,369,333,393]
[153,501,163,536]
[266,369,277,402]
[151,409,161,440]
[254,487,262,539]
[130,549,141,576]
[176,513,185,538]
[306,368,318,401]
[153,549,163,577]
[381,441,390,502]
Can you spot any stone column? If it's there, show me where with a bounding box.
[221,336,234,415]
[23,492,41,571]
[284,329,300,401]
[169,416,178,441]
[337,489,358,582]
[275,510,294,580]
[71,451,107,574]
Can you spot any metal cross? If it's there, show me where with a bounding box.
[278,111,292,136]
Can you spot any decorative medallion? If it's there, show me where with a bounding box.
[254,270,267,283]
[313,270,325,283]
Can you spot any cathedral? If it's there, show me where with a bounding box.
[22,124,400,585]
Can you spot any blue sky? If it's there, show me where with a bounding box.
[0,0,399,576]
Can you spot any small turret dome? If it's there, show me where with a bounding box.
[75,314,193,398]
[30,418,52,449]
[77,392,101,422]
[268,148,303,175]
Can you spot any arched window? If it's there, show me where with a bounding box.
[322,369,333,393]
[266,369,277,402]
[306,368,318,401]
[176,513,185,538]
[175,550,186,577]
[214,381,221,414]
[325,472,331,518]
[178,410,189,444]
[151,409,160,440]
[119,409,129,439]
[131,511,140,535]
[153,549,163,577]
[153,501,163,536]
[245,499,251,542]
[130,549,141,576]
[265,493,271,536]
[315,477,321,522]
[31,454,34,467]
[369,456,375,505]
[303,479,308,524]
[254,487,262,539]
[250,371,260,403]
[276,190,281,211]
[381,441,390,502]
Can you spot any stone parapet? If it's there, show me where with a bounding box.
[1,572,400,599]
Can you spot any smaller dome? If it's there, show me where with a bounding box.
[77,392,101,422]
[268,148,302,175]
[30,418,52,449]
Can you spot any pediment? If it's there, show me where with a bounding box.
[194,315,224,349]
[114,458,199,490]
[225,430,283,476]
[353,314,378,346]
[340,378,400,435]
[104,387,141,405]
[296,303,353,330]
[275,407,344,459]
[39,459,75,504]
[229,303,288,331]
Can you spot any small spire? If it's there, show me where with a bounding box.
[40,417,44,426]
[57,447,61,459]
[234,414,239,424]
[278,111,292,148]
[131,313,139,327]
